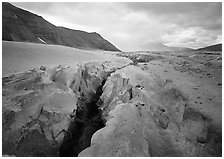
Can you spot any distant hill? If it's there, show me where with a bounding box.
[197,44,222,51]
[169,46,194,51]
[2,2,120,52]
[143,42,193,52]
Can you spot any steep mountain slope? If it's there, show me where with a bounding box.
[2,2,120,51]
[197,44,222,51]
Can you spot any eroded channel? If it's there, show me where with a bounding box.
[59,74,107,156]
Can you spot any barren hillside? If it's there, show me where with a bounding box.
[2,2,120,52]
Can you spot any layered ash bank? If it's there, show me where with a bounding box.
[2,56,221,157]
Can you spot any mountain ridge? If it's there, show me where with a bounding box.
[2,2,121,52]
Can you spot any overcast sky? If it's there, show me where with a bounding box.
[12,2,222,51]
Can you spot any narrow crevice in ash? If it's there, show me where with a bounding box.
[59,78,107,157]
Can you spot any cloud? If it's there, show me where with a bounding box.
[162,27,221,48]
[11,2,222,51]
[125,2,222,31]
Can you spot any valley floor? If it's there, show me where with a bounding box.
[2,42,222,157]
